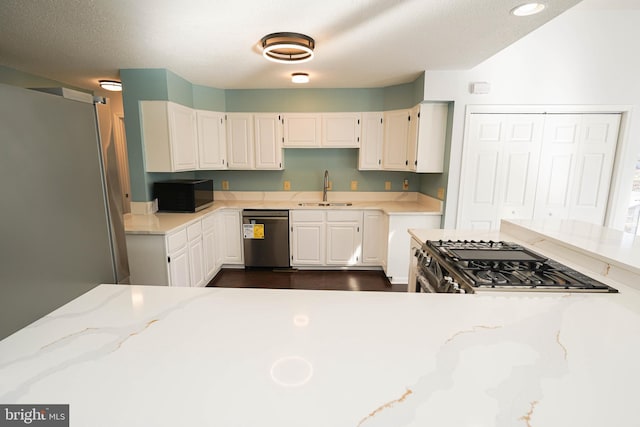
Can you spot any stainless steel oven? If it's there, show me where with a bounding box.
[413,240,618,294]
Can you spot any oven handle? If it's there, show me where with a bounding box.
[417,270,439,293]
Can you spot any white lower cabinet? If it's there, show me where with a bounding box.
[361,210,385,266]
[290,211,325,265]
[217,209,243,264]
[126,209,243,287]
[326,211,362,265]
[202,213,218,280]
[167,227,190,287]
[385,214,441,284]
[290,210,374,267]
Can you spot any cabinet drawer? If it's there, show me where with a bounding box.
[326,210,362,222]
[166,228,188,252]
[187,221,202,240]
[291,210,324,222]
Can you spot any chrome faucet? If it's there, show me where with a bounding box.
[322,170,329,202]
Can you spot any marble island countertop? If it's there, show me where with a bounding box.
[3,219,640,426]
[125,191,442,235]
[2,283,639,427]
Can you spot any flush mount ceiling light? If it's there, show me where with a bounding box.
[99,80,122,91]
[291,73,310,84]
[261,32,315,64]
[511,2,546,16]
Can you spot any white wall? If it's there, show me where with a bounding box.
[425,2,640,230]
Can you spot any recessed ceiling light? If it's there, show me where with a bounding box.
[261,32,315,64]
[99,80,122,91]
[291,73,310,84]
[511,2,546,16]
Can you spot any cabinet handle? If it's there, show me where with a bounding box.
[357,227,360,232]
[405,160,408,166]
[380,118,383,124]
[357,119,360,125]
[167,256,171,263]
[357,137,360,142]
[378,159,381,165]
[291,226,293,232]
[414,160,417,166]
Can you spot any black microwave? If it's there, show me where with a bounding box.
[153,179,214,212]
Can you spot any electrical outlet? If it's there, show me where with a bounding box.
[437,187,445,199]
[350,180,358,191]
[283,181,291,191]
[402,179,409,190]
[385,181,391,191]
[222,180,229,191]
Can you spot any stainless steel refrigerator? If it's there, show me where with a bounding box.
[0,83,128,340]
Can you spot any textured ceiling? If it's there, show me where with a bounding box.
[0,0,584,91]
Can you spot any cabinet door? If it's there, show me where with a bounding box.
[382,109,410,170]
[291,222,325,265]
[406,105,420,171]
[254,113,283,169]
[226,113,254,169]
[322,113,361,147]
[326,222,361,265]
[197,110,227,170]
[358,112,384,170]
[415,103,448,173]
[168,246,190,287]
[168,103,198,171]
[361,211,385,265]
[218,209,243,264]
[283,113,321,147]
[202,214,217,281]
[189,236,205,287]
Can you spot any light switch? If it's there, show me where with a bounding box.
[350,181,358,191]
[283,181,291,191]
[385,181,391,191]
[222,180,229,190]
[402,179,409,190]
[437,187,445,199]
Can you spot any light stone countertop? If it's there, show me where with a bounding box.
[125,191,443,235]
[1,223,640,426]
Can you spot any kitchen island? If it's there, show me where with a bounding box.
[1,221,639,427]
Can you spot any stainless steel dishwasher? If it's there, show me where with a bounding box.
[242,209,290,268]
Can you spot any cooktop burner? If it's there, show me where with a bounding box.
[422,240,618,293]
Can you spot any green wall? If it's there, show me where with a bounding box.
[121,68,437,201]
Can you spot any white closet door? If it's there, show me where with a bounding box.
[533,115,581,220]
[459,114,543,230]
[570,114,620,224]
[533,114,620,224]
[498,115,544,221]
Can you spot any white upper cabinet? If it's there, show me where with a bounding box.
[226,113,255,169]
[358,112,384,170]
[196,110,227,170]
[254,113,284,169]
[283,113,321,147]
[322,113,361,147]
[141,101,198,172]
[413,103,449,173]
[382,109,411,170]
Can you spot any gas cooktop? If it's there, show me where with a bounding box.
[421,240,618,293]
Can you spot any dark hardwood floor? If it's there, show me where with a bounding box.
[206,268,407,292]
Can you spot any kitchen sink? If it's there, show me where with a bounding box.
[297,202,353,207]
